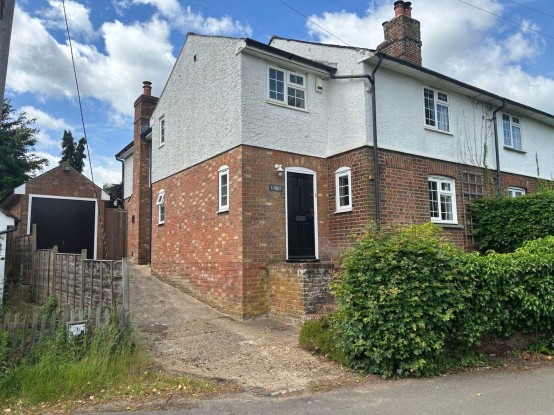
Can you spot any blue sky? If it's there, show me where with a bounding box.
[6,0,554,186]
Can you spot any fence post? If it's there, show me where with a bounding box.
[122,257,129,313]
[51,246,58,299]
[30,224,37,298]
[80,249,86,310]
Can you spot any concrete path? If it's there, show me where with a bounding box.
[129,265,356,394]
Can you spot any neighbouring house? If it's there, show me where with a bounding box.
[117,1,554,321]
[0,208,16,302]
[0,163,111,259]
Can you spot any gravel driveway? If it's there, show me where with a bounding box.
[129,265,357,394]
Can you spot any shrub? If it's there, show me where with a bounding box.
[334,223,476,377]
[470,192,554,253]
[299,316,345,364]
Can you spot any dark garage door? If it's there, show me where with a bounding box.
[30,197,96,258]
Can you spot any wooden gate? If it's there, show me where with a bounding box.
[104,208,127,260]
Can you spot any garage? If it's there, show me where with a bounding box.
[29,196,97,258]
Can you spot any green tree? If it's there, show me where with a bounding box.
[102,182,123,208]
[59,130,86,173]
[0,99,47,198]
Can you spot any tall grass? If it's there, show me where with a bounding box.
[0,323,149,405]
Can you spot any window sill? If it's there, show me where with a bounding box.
[503,146,526,154]
[432,222,463,229]
[158,143,165,149]
[217,208,229,214]
[424,126,453,136]
[335,208,352,214]
[266,99,308,113]
[157,222,165,226]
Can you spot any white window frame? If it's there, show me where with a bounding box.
[218,165,229,212]
[268,66,306,110]
[159,116,165,147]
[156,189,165,224]
[423,87,450,133]
[507,186,525,198]
[428,176,457,224]
[502,114,523,150]
[335,167,352,213]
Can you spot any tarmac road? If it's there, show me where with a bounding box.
[88,365,554,415]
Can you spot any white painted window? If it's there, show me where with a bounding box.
[268,67,306,110]
[218,165,229,212]
[502,114,522,150]
[156,189,165,224]
[507,186,525,198]
[424,87,450,132]
[428,176,457,224]
[335,167,352,213]
[159,116,165,147]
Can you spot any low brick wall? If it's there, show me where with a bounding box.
[268,262,334,323]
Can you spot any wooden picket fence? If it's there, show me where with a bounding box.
[1,304,128,359]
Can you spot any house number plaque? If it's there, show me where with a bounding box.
[269,185,284,192]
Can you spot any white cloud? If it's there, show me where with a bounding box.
[40,0,94,38]
[20,106,71,150]
[306,0,554,114]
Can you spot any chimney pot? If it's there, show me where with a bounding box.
[142,81,152,96]
[404,2,412,17]
[394,0,405,16]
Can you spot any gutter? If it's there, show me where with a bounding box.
[492,100,506,195]
[115,155,125,207]
[330,54,384,228]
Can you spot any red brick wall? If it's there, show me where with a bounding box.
[377,14,422,66]
[327,147,375,258]
[4,164,106,259]
[150,147,245,316]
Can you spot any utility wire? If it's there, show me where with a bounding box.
[62,0,98,200]
[503,0,554,20]
[457,0,554,40]
[276,0,352,46]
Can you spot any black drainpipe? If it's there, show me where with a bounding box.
[492,100,506,195]
[331,54,384,228]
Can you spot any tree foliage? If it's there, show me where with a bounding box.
[102,183,123,208]
[59,130,86,173]
[0,100,47,198]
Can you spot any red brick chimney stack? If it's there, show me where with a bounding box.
[377,1,422,66]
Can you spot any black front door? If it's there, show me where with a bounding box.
[287,172,316,260]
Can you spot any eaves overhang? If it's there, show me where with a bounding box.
[115,141,134,159]
[367,54,554,128]
[240,38,337,78]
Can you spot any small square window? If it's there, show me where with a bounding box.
[268,67,306,110]
[218,165,229,212]
[335,167,352,213]
[507,187,525,198]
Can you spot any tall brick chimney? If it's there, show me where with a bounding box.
[129,81,158,264]
[377,1,422,66]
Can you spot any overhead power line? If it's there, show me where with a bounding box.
[62,0,98,198]
[276,0,352,47]
[457,0,554,40]
[503,0,554,20]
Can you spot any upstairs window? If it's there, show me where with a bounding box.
[268,67,306,110]
[156,189,165,224]
[218,165,229,212]
[507,186,525,198]
[424,88,450,132]
[159,116,165,147]
[428,176,457,224]
[502,114,522,150]
[335,167,352,213]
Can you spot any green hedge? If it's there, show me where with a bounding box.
[470,192,554,253]
[331,224,554,378]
